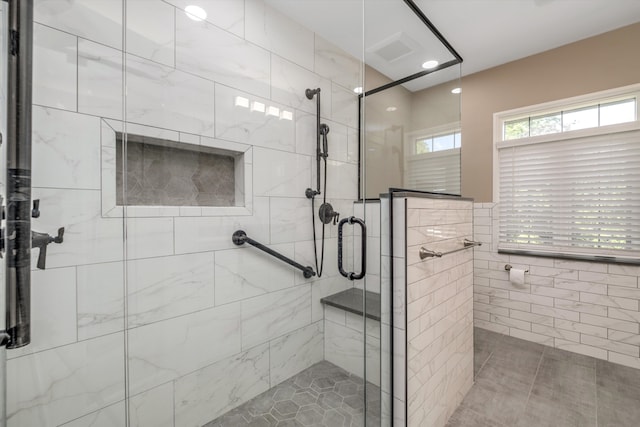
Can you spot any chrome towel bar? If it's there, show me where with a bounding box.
[419,239,482,260]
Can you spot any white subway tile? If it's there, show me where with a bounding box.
[475,319,509,334]
[555,338,608,360]
[490,314,531,331]
[78,40,123,119]
[608,330,640,346]
[488,296,530,312]
[531,324,579,342]
[579,271,638,288]
[554,279,607,295]
[581,335,639,357]
[269,322,324,385]
[510,309,554,326]
[129,383,174,427]
[608,351,640,369]
[77,262,125,340]
[473,301,509,317]
[510,291,554,307]
[608,285,640,300]
[580,292,639,311]
[531,304,580,322]
[554,299,608,316]
[531,285,579,301]
[529,266,578,280]
[554,259,607,273]
[608,264,640,277]
[608,307,640,323]
[580,313,639,334]
[554,319,607,338]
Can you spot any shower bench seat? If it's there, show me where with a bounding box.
[320,288,382,386]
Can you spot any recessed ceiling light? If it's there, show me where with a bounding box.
[422,60,439,69]
[234,96,249,108]
[386,106,397,112]
[451,87,462,94]
[353,87,363,94]
[266,106,280,117]
[185,5,207,21]
[250,101,265,113]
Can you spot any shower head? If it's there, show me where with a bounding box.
[320,124,330,158]
[305,88,320,100]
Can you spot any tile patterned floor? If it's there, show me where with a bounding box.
[206,361,381,427]
[446,327,640,427]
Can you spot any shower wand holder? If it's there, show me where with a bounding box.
[31,227,64,270]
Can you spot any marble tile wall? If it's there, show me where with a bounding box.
[382,195,474,427]
[473,202,640,370]
[6,1,363,426]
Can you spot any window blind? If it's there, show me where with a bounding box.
[498,129,640,260]
[406,148,460,194]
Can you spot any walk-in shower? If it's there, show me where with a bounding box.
[0,1,464,426]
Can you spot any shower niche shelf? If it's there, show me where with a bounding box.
[100,120,253,218]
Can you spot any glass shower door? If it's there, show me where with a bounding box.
[3,1,128,426]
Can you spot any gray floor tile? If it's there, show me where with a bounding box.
[208,361,379,427]
[445,404,506,427]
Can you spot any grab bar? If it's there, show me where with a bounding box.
[232,230,316,279]
[419,239,482,259]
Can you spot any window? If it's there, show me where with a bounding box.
[495,84,640,262]
[407,127,461,194]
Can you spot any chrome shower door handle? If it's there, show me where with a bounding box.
[337,216,366,281]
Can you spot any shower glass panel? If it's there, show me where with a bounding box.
[0,1,7,424]
[122,0,369,426]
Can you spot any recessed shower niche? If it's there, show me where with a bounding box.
[100,120,253,218]
[116,133,239,207]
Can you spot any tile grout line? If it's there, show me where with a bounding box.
[520,345,546,422]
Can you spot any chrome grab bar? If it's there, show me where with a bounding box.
[419,239,482,260]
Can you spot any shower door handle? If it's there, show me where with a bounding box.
[337,216,366,280]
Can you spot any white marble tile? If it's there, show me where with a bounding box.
[34,0,123,49]
[324,319,380,386]
[271,55,332,117]
[174,344,270,426]
[7,333,125,427]
[33,106,101,190]
[347,126,359,164]
[31,188,124,268]
[126,0,175,67]
[269,198,314,244]
[165,0,244,37]
[33,23,77,111]
[294,237,340,284]
[129,383,174,427]
[241,285,311,349]
[270,321,324,385]
[174,197,270,254]
[215,245,295,305]
[214,84,295,151]
[59,402,125,427]
[245,0,314,70]
[77,262,125,340]
[127,253,215,327]
[311,276,352,323]
[8,267,77,359]
[314,35,362,92]
[176,13,270,98]
[331,83,359,128]
[325,160,358,200]
[126,217,174,259]
[125,54,215,136]
[253,148,311,197]
[127,303,241,395]
[78,39,123,119]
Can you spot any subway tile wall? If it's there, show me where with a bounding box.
[6,1,362,426]
[474,203,640,370]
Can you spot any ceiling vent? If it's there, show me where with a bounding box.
[367,32,419,63]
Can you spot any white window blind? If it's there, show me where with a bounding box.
[498,129,640,260]
[406,148,461,194]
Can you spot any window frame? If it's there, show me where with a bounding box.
[493,83,640,263]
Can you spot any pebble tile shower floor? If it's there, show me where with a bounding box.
[206,361,381,427]
[446,328,640,427]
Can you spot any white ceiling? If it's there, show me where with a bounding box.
[268,0,640,92]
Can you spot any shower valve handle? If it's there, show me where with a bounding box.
[31,227,65,270]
